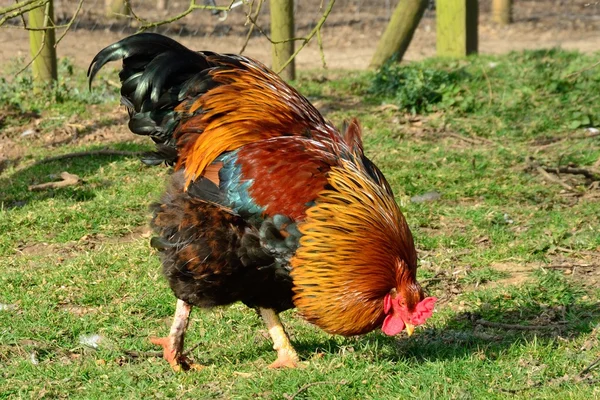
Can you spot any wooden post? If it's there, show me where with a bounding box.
[436,0,478,57]
[492,0,512,25]
[370,0,428,68]
[271,0,295,81]
[28,0,57,91]
[105,0,131,18]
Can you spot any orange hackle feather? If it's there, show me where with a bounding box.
[173,58,338,188]
[290,158,417,336]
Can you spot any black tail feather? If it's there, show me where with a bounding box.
[88,33,221,164]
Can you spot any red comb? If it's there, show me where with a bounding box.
[412,297,437,325]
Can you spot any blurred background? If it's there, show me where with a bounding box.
[1,0,599,71]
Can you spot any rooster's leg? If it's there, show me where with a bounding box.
[150,299,202,371]
[259,308,299,369]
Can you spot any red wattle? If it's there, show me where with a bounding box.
[382,314,405,336]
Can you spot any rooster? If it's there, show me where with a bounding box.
[89,33,436,371]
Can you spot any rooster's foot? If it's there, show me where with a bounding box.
[150,336,202,372]
[268,352,302,369]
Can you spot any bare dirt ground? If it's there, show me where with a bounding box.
[1,1,599,71]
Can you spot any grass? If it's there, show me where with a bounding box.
[1,49,599,399]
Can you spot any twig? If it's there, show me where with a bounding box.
[570,130,600,140]
[28,171,80,191]
[536,166,575,191]
[0,0,47,27]
[0,0,44,16]
[276,0,335,74]
[580,356,600,377]
[420,271,448,287]
[545,263,594,269]
[556,246,600,257]
[563,60,600,79]
[54,0,84,46]
[532,130,600,150]
[284,380,348,400]
[497,382,543,394]
[3,0,87,33]
[32,150,142,166]
[421,277,445,286]
[242,0,335,70]
[528,157,577,192]
[445,131,482,145]
[542,166,600,181]
[124,350,163,358]
[182,341,202,356]
[126,0,234,31]
[239,0,263,55]
[475,319,564,331]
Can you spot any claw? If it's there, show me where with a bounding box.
[268,354,300,369]
[150,336,203,372]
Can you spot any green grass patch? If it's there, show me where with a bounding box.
[1,50,599,399]
[0,58,118,132]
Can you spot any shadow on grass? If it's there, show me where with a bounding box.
[290,301,600,364]
[395,302,599,362]
[0,142,151,209]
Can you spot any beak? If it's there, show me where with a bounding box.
[405,323,415,337]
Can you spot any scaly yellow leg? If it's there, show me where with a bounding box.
[259,308,299,369]
[150,299,202,371]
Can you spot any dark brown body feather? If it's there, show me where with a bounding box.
[151,172,294,312]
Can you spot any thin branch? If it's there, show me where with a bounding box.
[284,380,348,400]
[536,165,576,191]
[542,166,600,181]
[569,130,600,140]
[316,24,326,69]
[555,246,600,257]
[240,0,264,55]
[182,341,202,356]
[0,0,47,27]
[563,60,600,79]
[126,0,234,31]
[276,0,336,74]
[527,157,577,192]
[124,350,163,358]
[245,11,274,41]
[580,356,600,376]
[55,0,84,46]
[0,0,43,15]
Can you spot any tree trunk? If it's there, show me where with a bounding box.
[436,0,478,57]
[28,0,57,91]
[105,0,131,18]
[270,0,295,81]
[369,0,428,69]
[491,0,512,25]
